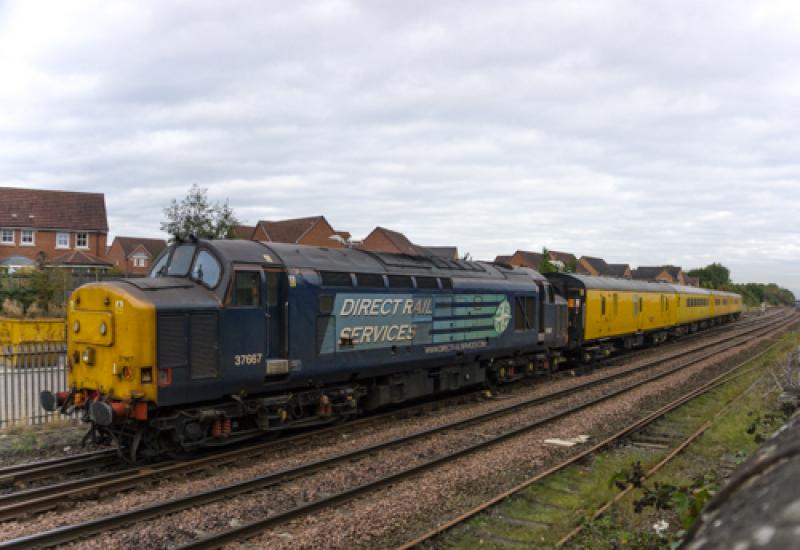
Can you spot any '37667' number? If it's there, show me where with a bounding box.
[234,353,263,366]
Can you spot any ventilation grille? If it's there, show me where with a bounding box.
[189,313,219,380]
[158,312,219,379]
[157,314,187,369]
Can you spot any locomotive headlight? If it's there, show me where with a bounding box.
[73,320,80,333]
[99,322,107,336]
[81,347,95,366]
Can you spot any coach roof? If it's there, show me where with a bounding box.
[552,272,678,293]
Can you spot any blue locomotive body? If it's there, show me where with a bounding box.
[50,238,567,459]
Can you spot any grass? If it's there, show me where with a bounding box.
[0,418,84,455]
[439,331,799,549]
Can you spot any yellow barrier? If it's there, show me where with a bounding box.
[0,317,65,346]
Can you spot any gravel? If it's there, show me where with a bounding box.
[15,320,784,547]
[9,317,784,550]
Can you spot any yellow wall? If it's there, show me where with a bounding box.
[0,317,65,346]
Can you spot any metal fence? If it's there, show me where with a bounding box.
[0,342,67,427]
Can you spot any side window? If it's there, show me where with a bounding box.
[234,272,260,306]
[601,296,606,316]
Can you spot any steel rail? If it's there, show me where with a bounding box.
[394,332,795,550]
[0,450,117,487]
[0,310,762,491]
[172,316,797,550]
[553,359,769,547]
[0,312,786,525]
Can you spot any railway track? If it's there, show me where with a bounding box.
[0,311,771,501]
[397,331,792,550]
[1,311,791,549]
[0,311,783,522]
[0,450,117,489]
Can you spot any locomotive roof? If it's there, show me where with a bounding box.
[202,239,545,282]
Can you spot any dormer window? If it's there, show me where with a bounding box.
[20,229,34,246]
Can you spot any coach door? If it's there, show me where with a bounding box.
[222,268,267,385]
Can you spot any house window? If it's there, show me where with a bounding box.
[133,257,147,268]
[56,232,70,249]
[21,229,35,245]
[1,229,13,244]
[76,232,88,248]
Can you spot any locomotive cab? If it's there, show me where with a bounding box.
[42,239,295,459]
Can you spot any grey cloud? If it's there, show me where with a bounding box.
[0,0,799,294]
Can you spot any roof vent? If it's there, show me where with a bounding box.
[11,213,17,218]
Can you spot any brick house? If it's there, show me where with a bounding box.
[0,188,108,272]
[105,237,168,275]
[632,265,688,284]
[359,227,431,256]
[250,216,349,248]
[497,250,543,269]
[578,256,632,279]
[547,250,577,271]
[232,224,256,239]
[424,246,459,260]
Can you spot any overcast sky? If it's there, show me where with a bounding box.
[1,1,799,294]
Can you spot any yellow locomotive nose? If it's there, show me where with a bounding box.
[67,282,157,405]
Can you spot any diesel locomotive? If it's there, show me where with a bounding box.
[41,239,741,460]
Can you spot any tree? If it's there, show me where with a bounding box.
[688,263,730,289]
[538,247,558,274]
[161,184,239,241]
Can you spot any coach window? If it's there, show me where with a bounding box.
[234,272,261,306]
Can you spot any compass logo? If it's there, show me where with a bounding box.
[494,299,511,333]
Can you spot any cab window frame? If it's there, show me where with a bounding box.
[230,267,263,308]
[166,244,197,277]
[190,249,223,289]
